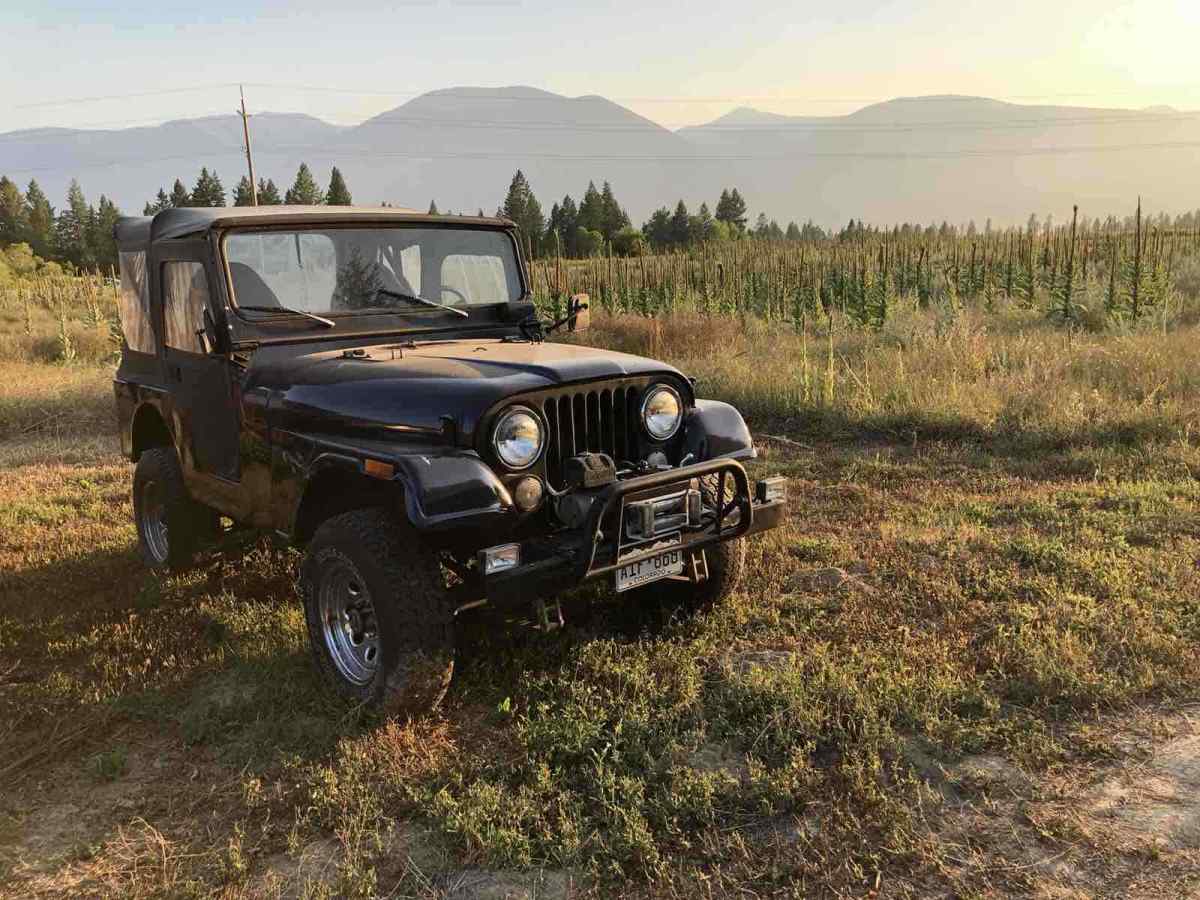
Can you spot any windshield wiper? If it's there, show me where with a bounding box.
[239,305,336,328]
[373,288,469,318]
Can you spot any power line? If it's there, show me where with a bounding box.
[0,109,246,138]
[3,109,1198,148]
[10,81,1197,110]
[346,111,1200,133]
[14,84,240,109]
[6,138,1200,175]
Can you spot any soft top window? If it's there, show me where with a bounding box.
[224,226,522,318]
[116,250,153,353]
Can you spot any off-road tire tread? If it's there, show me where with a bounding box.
[133,447,210,571]
[299,508,454,716]
[688,472,747,609]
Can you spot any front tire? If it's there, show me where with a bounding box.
[133,447,216,571]
[299,508,455,715]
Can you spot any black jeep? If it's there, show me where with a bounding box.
[112,206,787,712]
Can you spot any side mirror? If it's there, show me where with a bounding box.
[568,293,590,333]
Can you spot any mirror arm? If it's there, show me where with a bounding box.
[543,294,590,336]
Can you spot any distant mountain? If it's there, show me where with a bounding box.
[1,88,1196,227]
[336,86,692,215]
[679,95,1200,225]
[0,113,344,209]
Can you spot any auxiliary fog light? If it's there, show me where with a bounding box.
[513,476,544,512]
[756,476,788,504]
[480,543,521,575]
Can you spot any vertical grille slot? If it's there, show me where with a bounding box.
[534,382,644,488]
[543,397,561,488]
[613,385,628,463]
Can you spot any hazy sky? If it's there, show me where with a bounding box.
[2,0,1198,133]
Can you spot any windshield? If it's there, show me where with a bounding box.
[223,226,523,317]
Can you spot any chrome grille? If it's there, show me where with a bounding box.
[542,384,641,488]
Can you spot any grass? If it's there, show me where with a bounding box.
[1,302,1199,897]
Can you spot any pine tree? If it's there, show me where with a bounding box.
[326,167,352,205]
[577,181,604,234]
[785,221,802,240]
[257,178,282,205]
[90,195,121,270]
[500,170,544,257]
[169,179,191,208]
[691,202,715,243]
[209,170,226,207]
[599,181,628,241]
[232,176,255,207]
[285,163,325,205]
[54,179,92,269]
[715,188,748,231]
[669,200,691,246]
[189,168,226,207]
[642,207,672,249]
[549,195,579,256]
[144,188,171,215]
[428,200,440,215]
[24,180,54,258]
[0,177,26,245]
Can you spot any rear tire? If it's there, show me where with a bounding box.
[299,508,455,715]
[132,447,216,571]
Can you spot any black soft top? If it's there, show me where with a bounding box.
[113,205,514,250]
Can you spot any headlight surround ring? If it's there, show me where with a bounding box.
[641,384,683,441]
[492,406,544,470]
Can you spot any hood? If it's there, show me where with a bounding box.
[251,337,685,446]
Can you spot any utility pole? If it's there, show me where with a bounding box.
[239,85,258,206]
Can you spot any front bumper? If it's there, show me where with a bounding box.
[482,458,786,605]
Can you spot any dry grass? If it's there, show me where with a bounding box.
[2,301,1200,897]
[581,307,1200,456]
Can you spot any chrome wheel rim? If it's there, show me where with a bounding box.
[140,479,169,563]
[318,561,380,686]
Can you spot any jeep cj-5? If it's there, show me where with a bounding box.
[112,206,787,712]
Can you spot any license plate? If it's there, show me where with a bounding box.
[615,547,684,592]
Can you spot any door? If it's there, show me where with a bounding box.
[160,254,241,482]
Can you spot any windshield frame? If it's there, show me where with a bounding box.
[217,220,530,330]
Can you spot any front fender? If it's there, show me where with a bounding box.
[278,427,516,539]
[683,400,756,462]
[392,452,514,530]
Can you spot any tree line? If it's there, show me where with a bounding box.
[7,159,1199,278]
[0,176,120,273]
[489,170,829,258]
[143,163,353,212]
[0,163,355,275]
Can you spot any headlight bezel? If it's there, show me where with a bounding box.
[492,405,545,470]
[640,384,684,441]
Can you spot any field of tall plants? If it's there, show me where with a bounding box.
[532,206,1200,331]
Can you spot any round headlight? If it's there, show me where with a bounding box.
[493,407,543,469]
[641,385,682,441]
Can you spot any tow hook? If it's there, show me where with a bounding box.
[534,596,565,631]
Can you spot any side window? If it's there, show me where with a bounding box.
[117,250,153,353]
[162,262,211,353]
